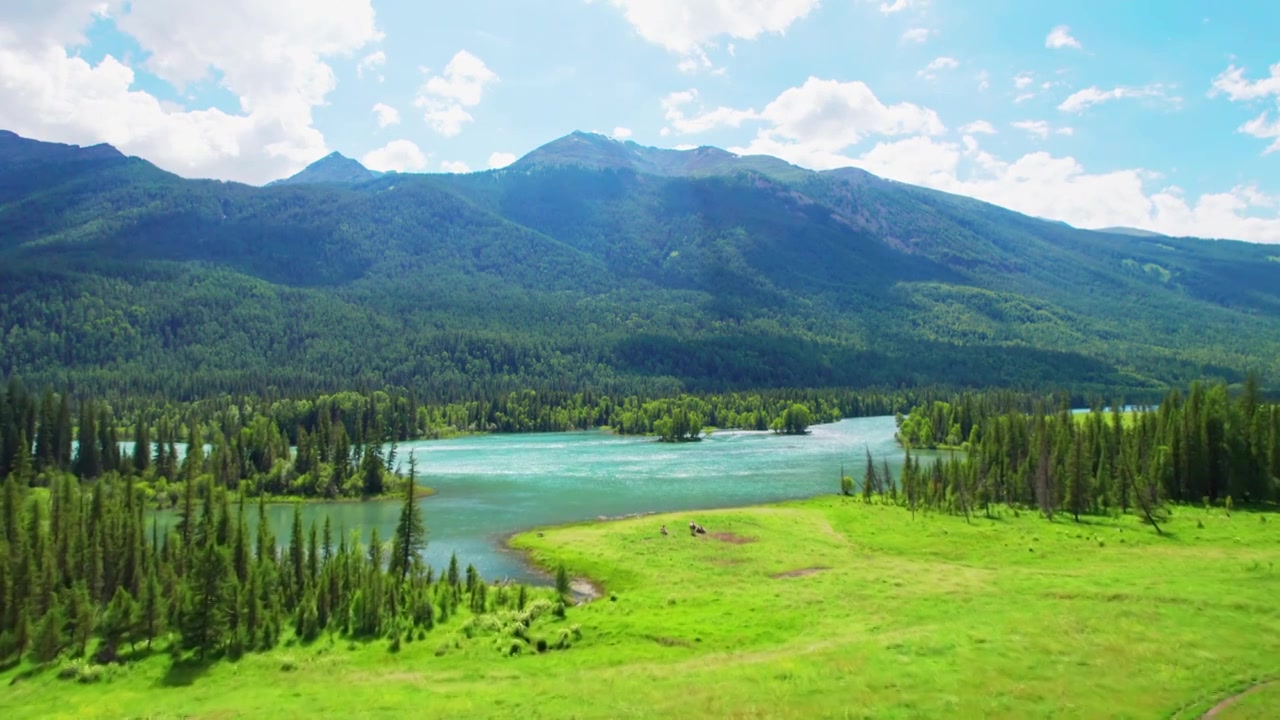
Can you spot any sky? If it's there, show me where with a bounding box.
[1,1,1279,242]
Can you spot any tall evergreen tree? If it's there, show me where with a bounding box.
[390,454,427,581]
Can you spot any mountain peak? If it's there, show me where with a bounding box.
[0,130,124,169]
[509,131,811,183]
[270,151,375,187]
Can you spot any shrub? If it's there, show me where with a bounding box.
[555,564,571,598]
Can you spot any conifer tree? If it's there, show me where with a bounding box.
[180,540,230,660]
[53,394,73,471]
[862,447,878,502]
[138,565,166,649]
[100,586,139,656]
[390,453,427,581]
[133,416,151,474]
[1065,431,1089,521]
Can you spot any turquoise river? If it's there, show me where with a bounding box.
[180,416,926,583]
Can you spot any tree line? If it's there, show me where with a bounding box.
[0,378,952,501]
[0,458,575,671]
[878,378,1279,530]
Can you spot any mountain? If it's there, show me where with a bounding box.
[1,129,1277,400]
[1097,226,1169,238]
[269,151,378,186]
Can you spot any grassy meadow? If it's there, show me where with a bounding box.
[2,496,1278,719]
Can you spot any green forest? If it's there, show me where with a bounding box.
[885,377,1280,521]
[3,130,1280,401]
[0,460,577,671]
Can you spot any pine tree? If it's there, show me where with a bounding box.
[53,394,73,471]
[1065,431,1089,521]
[138,566,166,649]
[288,506,305,600]
[35,387,56,472]
[67,581,96,657]
[180,541,230,660]
[100,586,139,656]
[133,416,152,474]
[74,401,102,479]
[30,605,64,664]
[390,453,427,581]
[862,447,878,502]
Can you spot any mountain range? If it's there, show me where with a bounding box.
[1,128,1277,400]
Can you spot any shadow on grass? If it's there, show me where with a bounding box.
[6,662,53,687]
[159,656,214,688]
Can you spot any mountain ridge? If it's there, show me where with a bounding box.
[1,128,1277,398]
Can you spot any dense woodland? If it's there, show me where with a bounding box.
[883,377,1280,526]
[0,460,576,671]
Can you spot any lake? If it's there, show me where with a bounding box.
[168,416,923,583]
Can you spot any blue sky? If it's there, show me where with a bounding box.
[0,1,1278,241]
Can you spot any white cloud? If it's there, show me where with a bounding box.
[1239,114,1280,154]
[371,102,400,128]
[1045,25,1081,50]
[414,50,498,136]
[598,0,818,69]
[357,50,385,81]
[1056,126,1075,136]
[440,160,471,173]
[1210,63,1280,154]
[612,126,633,139]
[959,120,996,135]
[661,88,757,134]
[0,0,382,184]
[875,0,920,13]
[1058,84,1172,113]
[1011,120,1051,139]
[1014,72,1034,90]
[361,139,425,172]
[917,56,958,80]
[901,27,931,43]
[850,134,1280,242]
[487,151,517,169]
[1014,93,1036,104]
[976,70,990,92]
[711,78,944,169]
[1210,63,1280,101]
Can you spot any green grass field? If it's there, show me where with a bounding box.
[3,497,1278,719]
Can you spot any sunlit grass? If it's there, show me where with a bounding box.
[2,497,1278,718]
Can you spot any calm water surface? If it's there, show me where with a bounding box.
[171,417,921,582]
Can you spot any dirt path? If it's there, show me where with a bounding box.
[1201,680,1278,718]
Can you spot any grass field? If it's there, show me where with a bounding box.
[2,497,1278,718]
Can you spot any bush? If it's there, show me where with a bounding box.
[59,660,104,684]
[555,564,571,598]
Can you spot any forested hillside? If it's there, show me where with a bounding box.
[2,129,1277,400]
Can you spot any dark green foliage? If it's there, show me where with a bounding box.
[0,458,543,668]
[772,404,812,435]
[555,565,571,599]
[390,454,426,581]
[889,378,1278,521]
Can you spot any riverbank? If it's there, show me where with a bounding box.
[240,483,437,506]
[2,496,1276,717]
